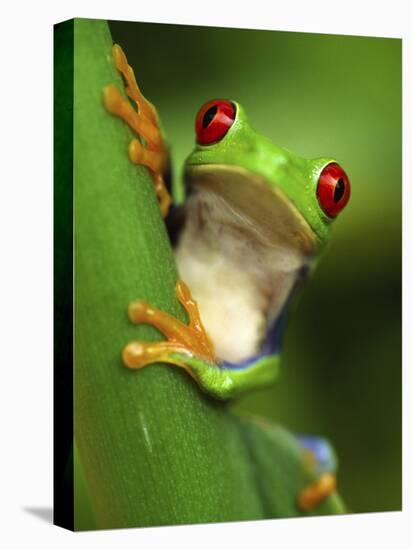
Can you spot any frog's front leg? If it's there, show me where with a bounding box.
[103,44,172,216]
[122,280,280,399]
[122,280,220,393]
[123,279,215,371]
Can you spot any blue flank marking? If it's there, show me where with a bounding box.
[296,435,337,474]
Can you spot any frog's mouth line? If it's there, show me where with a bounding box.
[175,164,317,367]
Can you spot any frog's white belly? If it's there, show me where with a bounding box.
[174,190,304,363]
[176,247,267,362]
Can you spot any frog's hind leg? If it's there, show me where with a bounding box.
[297,473,337,512]
[103,44,172,216]
[296,435,338,512]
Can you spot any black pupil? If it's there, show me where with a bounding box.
[202,105,218,128]
[334,178,345,202]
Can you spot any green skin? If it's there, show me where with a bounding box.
[164,101,338,400]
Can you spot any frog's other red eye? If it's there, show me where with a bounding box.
[195,99,236,145]
[316,162,351,217]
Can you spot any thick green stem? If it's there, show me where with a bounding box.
[73,17,263,530]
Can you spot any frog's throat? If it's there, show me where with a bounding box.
[185,164,318,256]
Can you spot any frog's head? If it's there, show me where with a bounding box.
[185,99,351,257]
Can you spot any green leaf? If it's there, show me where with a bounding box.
[72,17,345,530]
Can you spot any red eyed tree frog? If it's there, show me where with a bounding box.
[103,44,350,512]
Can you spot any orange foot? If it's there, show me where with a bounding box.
[297,472,337,512]
[103,44,172,217]
[122,280,215,378]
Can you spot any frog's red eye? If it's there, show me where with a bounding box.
[195,99,236,145]
[316,162,351,217]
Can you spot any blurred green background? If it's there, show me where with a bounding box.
[109,20,402,514]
